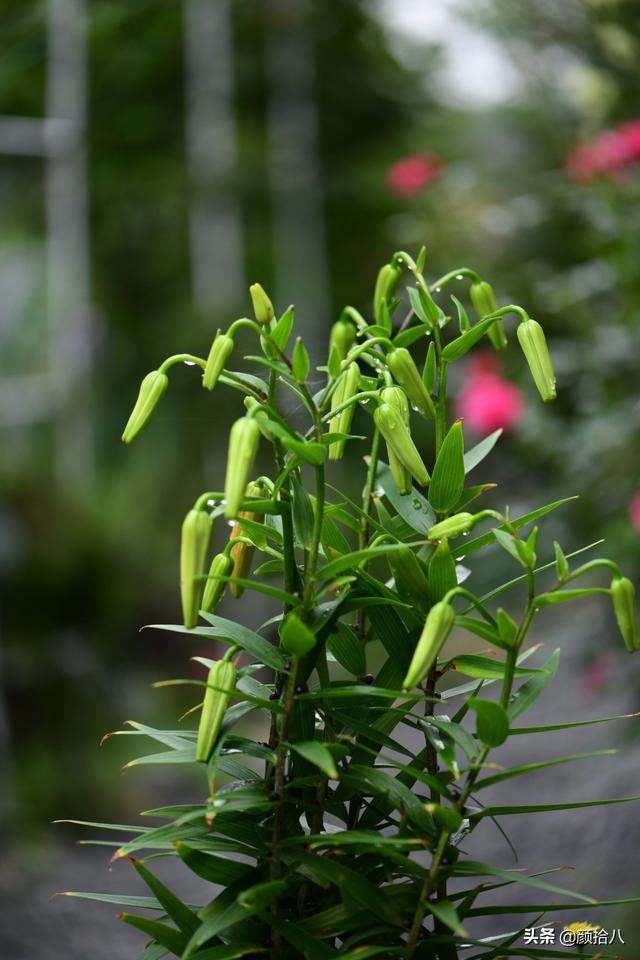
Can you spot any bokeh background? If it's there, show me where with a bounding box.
[1,1,639,957]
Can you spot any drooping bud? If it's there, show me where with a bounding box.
[121,370,168,444]
[329,361,360,461]
[470,279,507,351]
[195,659,237,763]
[249,283,275,326]
[373,402,430,488]
[180,508,213,629]
[202,552,234,613]
[280,612,316,656]
[224,417,261,518]
[388,545,429,603]
[403,601,456,690]
[428,512,476,541]
[380,386,412,495]
[610,577,639,652]
[517,318,557,402]
[373,262,401,325]
[203,331,234,390]
[329,318,357,364]
[228,481,267,598]
[387,348,436,421]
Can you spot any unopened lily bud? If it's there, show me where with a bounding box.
[428,512,476,541]
[373,262,401,324]
[224,417,261,518]
[470,279,507,350]
[249,282,274,326]
[373,402,430,488]
[121,370,168,443]
[517,318,556,402]
[203,331,234,390]
[180,508,213,628]
[610,577,639,652]
[280,612,316,656]
[329,318,357,364]
[387,348,436,421]
[403,601,455,690]
[389,545,429,602]
[196,659,237,762]
[202,552,234,613]
[329,361,360,461]
[380,386,412,494]
[228,481,266,598]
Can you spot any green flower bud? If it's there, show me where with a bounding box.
[373,401,430,488]
[517,318,556,402]
[329,318,357,363]
[428,512,476,541]
[121,370,168,444]
[202,552,234,613]
[249,282,275,326]
[610,577,639,652]
[380,386,412,495]
[203,330,234,390]
[329,361,360,461]
[470,280,507,351]
[180,508,213,629]
[373,262,401,324]
[280,612,316,656]
[389,545,429,603]
[403,601,456,690]
[196,659,237,763]
[387,348,436,421]
[224,417,261,518]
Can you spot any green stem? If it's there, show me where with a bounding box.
[158,353,206,373]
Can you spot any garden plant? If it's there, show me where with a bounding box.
[63,249,640,959]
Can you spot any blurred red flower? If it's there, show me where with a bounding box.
[565,120,640,182]
[629,491,640,533]
[455,352,524,435]
[385,152,443,198]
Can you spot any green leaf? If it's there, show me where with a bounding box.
[469,698,509,746]
[290,741,339,779]
[474,749,616,790]
[511,711,640,735]
[61,892,167,910]
[374,460,436,534]
[291,476,315,549]
[554,540,569,579]
[507,648,560,721]
[392,323,432,349]
[493,528,528,566]
[428,540,457,605]
[292,337,310,382]
[238,879,287,910]
[442,313,503,361]
[327,623,366,677]
[454,616,509,651]
[407,285,432,325]
[175,843,253,887]
[119,914,186,956]
[473,795,640,819]
[458,498,578,558]
[451,293,471,333]
[463,429,502,474]
[282,437,326,465]
[429,898,467,936]
[448,655,543,681]
[535,588,610,606]
[130,859,200,936]
[429,420,465,514]
[271,305,295,349]
[315,542,425,581]
[197,614,285,670]
[453,861,597,904]
[423,340,437,392]
[191,947,268,960]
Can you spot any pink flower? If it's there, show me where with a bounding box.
[455,352,524,435]
[629,491,640,532]
[565,119,640,182]
[385,152,444,198]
